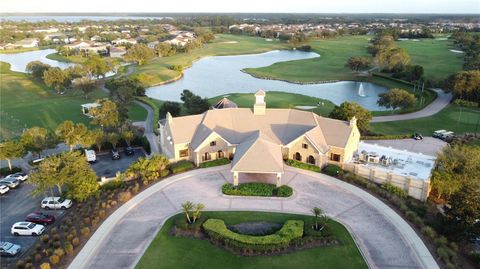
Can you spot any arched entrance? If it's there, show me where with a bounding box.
[307,155,315,165]
[217,150,224,159]
[294,152,302,161]
[204,152,211,161]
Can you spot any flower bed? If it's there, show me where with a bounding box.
[222,183,293,197]
[203,218,304,252]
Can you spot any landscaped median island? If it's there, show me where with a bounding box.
[136,211,368,269]
[222,183,293,197]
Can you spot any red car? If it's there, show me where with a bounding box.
[25,212,55,225]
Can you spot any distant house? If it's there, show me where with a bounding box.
[111,38,137,46]
[147,41,159,49]
[90,35,102,41]
[64,41,108,54]
[81,103,100,117]
[109,46,126,58]
[14,38,39,48]
[0,43,15,50]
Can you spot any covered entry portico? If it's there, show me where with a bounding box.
[232,171,283,187]
[230,131,284,187]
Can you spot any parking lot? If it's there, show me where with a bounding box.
[90,148,145,178]
[0,147,144,262]
[0,180,67,261]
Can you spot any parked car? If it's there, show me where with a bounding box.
[0,241,21,257]
[0,185,9,195]
[11,222,45,236]
[85,149,96,163]
[41,197,73,210]
[6,172,28,182]
[0,178,20,189]
[111,149,120,160]
[439,131,455,141]
[433,130,447,138]
[125,146,134,156]
[25,212,55,225]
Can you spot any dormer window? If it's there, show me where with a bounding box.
[210,141,216,147]
[302,143,308,149]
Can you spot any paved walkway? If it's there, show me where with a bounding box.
[69,166,438,269]
[371,89,452,122]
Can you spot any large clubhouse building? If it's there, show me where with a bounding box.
[159,90,360,186]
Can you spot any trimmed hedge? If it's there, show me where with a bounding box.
[222,183,293,197]
[199,158,231,168]
[0,166,22,176]
[322,164,342,177]
[203,218,304,250]
[169,160,195,174]
[285,159,321,172]
[381,182,408,199]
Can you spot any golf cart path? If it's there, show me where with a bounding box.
[371,89,452,122]
[69,166,439,269]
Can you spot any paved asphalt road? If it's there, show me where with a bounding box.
[91,148,145,178]
[371,89,452,123]
[71,166,438,269]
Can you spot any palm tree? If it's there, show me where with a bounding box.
[312,207,322,230]
[192,203,205,223]
[182,201,194,224]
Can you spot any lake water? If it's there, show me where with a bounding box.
[0,49,116,76]
[0,49,75,72]
[146,50,389,110]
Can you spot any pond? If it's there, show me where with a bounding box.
[0,49,116,76]
[0,49,75,72]
[146,50,389,111]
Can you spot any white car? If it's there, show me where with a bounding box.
[6,172,28,182]
[0,241,21,257]
[0,185,9,195]
[0,178,20,189]
[85,149,96,163]
[41,197,73,210]
[11,222,45,236]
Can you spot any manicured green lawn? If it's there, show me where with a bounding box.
[45,52,87,64]
[209,91,336,116]
[133,34,288,86]
[395,38,464,81]
[136,211,368,269]
[244,35,372,82]
[370,105,480,135]
[0,62,146,140]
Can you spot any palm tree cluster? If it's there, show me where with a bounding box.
[182,201,205,224]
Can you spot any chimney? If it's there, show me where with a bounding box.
[166,112,173,124]
[349,116,357,127]
[253,90,266,115]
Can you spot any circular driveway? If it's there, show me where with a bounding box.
[69,166,439,269]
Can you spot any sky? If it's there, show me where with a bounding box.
[0,0,479,14]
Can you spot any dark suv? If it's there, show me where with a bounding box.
[125,146,134,156]
[111,149,120,160]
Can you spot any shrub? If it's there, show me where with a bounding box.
[361,134,412,140]
[98,209,106,218]
[100,179,126,191]
[160,169,170,177]
[41,234,50,243]
[286,159,322,173]
[34,253,43,262]
[64,243,74,254]
[437,247,450,263]
[381,183,408,199]
[199,158,231,168]
[49,255,60,265]
[118,191,132,202]
[222,183,293,197]
[322,164,342,176]
[169,160,195,174]
[434,236,448,247]
[0,166,22,176]
[405,211,417,221]
[110,200,117,206]
[453,99,478,107]
[421,226,436,239]
[40,263,51,269]
[80,227,90,237]
[16,260,25,269]
[71,237,80,247]
[203,218,304,250]
[54,248,64,258]
[132,182,140,194]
